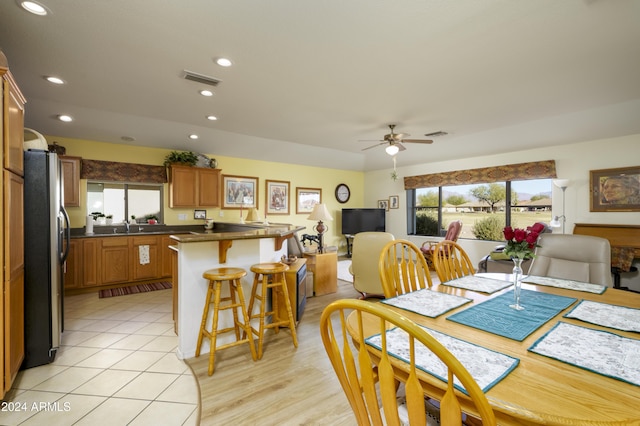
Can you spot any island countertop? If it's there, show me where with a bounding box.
[169,222,305,243]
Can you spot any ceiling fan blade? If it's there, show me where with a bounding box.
[402,139,433,144]
[396,142,407,152]
[362,141,387,151]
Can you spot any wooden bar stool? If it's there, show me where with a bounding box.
[196,267,257,376]
[245,262,298,359]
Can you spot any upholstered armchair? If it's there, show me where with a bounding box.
[349,232,395,298]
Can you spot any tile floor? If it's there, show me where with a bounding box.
[2,289,199,426]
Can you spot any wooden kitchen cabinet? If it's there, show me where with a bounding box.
[63,239,81,289]
[101,237,130,284]
[59,155,81,207]
[82,238,100,288]
[169,165,221,208]
[131,236,159,281]
[2,71,24,176]
[161,235,174,278]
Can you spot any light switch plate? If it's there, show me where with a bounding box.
[178,214,187,221]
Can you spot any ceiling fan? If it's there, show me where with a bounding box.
[361,124,433,155]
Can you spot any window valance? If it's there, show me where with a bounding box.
[81,159,167,184]
[403,160,557,190]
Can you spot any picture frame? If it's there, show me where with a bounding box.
[590,166,640,212]
[296,187,321,214]
[222,175,259,209]
[389,195,399,209]
[266,180,290,215]
[378,199,389,211]
[194,209,206,219]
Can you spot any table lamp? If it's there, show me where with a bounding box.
[245,207,260,222]
[307,203,333,253]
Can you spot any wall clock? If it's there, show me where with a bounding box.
[335,183,350,203]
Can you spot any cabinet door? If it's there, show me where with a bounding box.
[169,166,197,207]
[64,240,81,289]
[160,235,174,278]
[198,168,221,207]
[131,236,159,281]
[82,239,100,287]
[60,156,81,207]
[2,73,25,176]
[101,237,130,284]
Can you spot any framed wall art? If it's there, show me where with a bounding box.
[194,209,206,219]
[266,180,290,215]
[389,195,399,209]
[296,187,321,214]
[590,166,640,212]
[378,199,389,211]
[222,175,258,209]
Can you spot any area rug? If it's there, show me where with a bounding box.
[337,260,353,283]
[99,281,172,298]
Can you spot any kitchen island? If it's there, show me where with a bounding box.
[169,222,305,359]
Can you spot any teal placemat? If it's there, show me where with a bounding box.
[446,289,577,341]
[529,322,640,387]
[365,325,519,394]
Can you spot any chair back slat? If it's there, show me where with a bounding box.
[432,241,476,283]
[379,240,433,298]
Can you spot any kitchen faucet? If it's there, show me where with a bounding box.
[124,222,130,233]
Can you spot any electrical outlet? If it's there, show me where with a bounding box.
[178,214,187,221]
[219,211,224,217]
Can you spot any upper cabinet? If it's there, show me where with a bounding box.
[2,71,25,176]
[60,156,81,207]
[169,165,220,208]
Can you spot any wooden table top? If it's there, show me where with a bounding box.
[346,275,640,425]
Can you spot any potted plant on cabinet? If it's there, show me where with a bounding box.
[105,214,113,225]
[163,151,198,167]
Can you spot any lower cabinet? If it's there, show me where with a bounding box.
[277,258,307,325]
[65,234,175,291]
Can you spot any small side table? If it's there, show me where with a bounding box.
[303,251,337,296]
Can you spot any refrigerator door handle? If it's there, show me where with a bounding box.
[60,206,71,263]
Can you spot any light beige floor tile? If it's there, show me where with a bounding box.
[107,333,156,350]
[134,321,174,336]
[52,346,101,366]
[63,318,98,330]
[107,320,149,334]
[128,401,197,426]
[12,365,69,390]
[74,397,151,426]
[104,309,147,321]
[75,348,134,369]
[139,335,178,352]
[78,319,124,332]
[184,406,200,426]
[155,312,175,323]
[20,394,106,426]
[33,367,103,393]
[72,369,140,397]
[147,352,189,374]
[156,374,199,404]
[0,390,63,425]
[130,311,166,322]
[60,330,101,346]
[76,332,127,348]
[110,350,166,371]
[113,372,179,400]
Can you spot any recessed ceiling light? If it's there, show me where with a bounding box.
[206,115,218,121]
[45,76,65,84]
[189,134,199,140]
[19,1,48,15]
[215,58,232,67]
[58,114,73,122]
[199,90,214,97]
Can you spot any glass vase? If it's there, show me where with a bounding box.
[509,257,525,310]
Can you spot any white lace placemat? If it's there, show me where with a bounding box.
[565,300,640,332]
[529,322,640,387]
[382,288,472,318]
[366,326,519,393]
[522,275,606,294]
[442,275,512,294]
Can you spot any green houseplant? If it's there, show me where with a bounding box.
[163,150,198,167]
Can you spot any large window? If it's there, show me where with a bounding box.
[409,179,553,241]
[87,182,163,224]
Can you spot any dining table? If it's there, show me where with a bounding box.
[345,273,640,425]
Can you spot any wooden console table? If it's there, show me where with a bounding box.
[303,251,337,296]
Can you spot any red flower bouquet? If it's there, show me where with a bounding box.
[503,222,545,259]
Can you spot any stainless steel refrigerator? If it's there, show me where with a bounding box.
[22,150,70,369]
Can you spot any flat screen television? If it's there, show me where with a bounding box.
[341,208,386,235]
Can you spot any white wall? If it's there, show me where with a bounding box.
[364,133,640,289]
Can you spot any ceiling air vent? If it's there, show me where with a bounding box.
[182,70,221,87]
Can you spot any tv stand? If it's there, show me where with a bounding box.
[344,234,354,257]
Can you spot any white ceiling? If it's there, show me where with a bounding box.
[1,0,639,172]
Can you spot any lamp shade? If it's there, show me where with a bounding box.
[553,179,570,189]
[549,216,562,228]
[385,145,400,156]
[307,203,333,222]
[245,207,260,222]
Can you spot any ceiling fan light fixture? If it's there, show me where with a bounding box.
[385,145,400,156]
